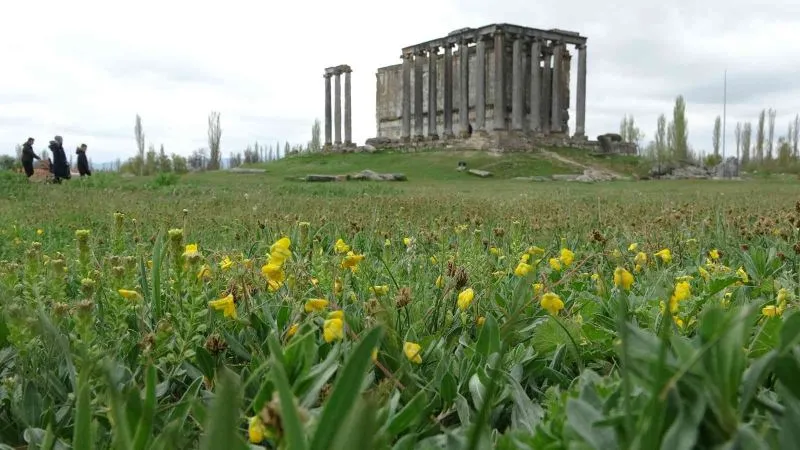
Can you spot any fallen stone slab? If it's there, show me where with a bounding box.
[551,174,580,181]
[228,168,266,173]
[468,169,492,177]
[351,169,407,181]
[304,174,349,182]
[513,176,551,182]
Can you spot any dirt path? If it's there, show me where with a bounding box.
[538,149,625,178]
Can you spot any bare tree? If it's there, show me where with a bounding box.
[135,114,145,176]
[734,122,742,162]
[207,111,222,170]
[742,122,752,164]
[671,96,688,161]
[793,114,800,159]
[756,110,765,162]
[712,116,721,156]
[309,119,322,152]
[655,114,667,163]
[767,108,776,160]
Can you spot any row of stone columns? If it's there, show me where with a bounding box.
[323,65,352,147]
[399,31,587,141]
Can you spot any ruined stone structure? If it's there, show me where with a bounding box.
[373,24,589,150]
[323,65,353,149]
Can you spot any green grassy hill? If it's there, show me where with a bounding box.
[247,147,644,181]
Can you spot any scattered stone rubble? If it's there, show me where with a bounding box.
[302,169,407,182]
[649,157,740,180]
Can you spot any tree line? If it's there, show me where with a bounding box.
[621,96,800,170]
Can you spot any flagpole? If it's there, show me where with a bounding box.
[722,69,728,177]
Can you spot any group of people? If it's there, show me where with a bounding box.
[21,136,92,182]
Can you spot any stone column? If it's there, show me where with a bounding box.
[575,44,587,138]
[541,47,552,133]
[459,40,470,137]
[414,50,424,140]
[475,36,486,132]
[529,40,541,133]
[493,29,506,131]
[344,67,352,146]
[427,48,438,139]
[511,36,524,131]
[324,73,332,147]
[550,43,563,133]
[334,71,342,145]
[401,53,412,142]
[443,44,454,138]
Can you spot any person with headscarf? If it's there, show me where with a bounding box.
[20,137,40,178]
[49,135,70,183]
[76,143,91,177]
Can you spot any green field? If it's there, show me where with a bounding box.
[2,152,800,449]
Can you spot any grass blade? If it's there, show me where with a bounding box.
[133,365,157,450]
[200,366,246,450]
[72,368,92,450]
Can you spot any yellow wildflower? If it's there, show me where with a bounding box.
[457,288,475,311]
[655,248,672,263]
[372,348,379,362]
[249,416,267,444]
[673,281,691,302]
[341,251,365,271]
[260,263,285,284]
[777,288,790,304]
[435,275,444,288]
[118,289,142,301]
[334,278,343,295]
[548,258,562,271]
[514,262,532,277]
[334,238,350,254]
[208,294,236,319]
[559,248,575,266]
[628,243,638,252]
[369,285,390,296]
[674,317,685,329]
[477,316,486,326]
[675,275,694,283]
[403,341,423,364]
[520,253,531,263]
[183,244,200,259]
[287,323,299,338]
[489,247,501,256]
[268,237,291,266]
[698,266,710,282]
[267,279,282,292]
[36,229,44,236]
[219,256,233,271]
[722,292,732,308]
[533,283,543,296]
[147,260,153,269]
[613,267,634,291]
[541,292,564,315]
[323,317,344,343]
[737,267,749,283]
[634,252,647,266]
[430,255,438,264]
[403,237,414,247]
[762,305,781,318]
[304,298,329,313]
[708,249,720,261]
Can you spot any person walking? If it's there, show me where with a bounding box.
[76,143,91,177]
[20,137,40,179]
[49,136,71,183]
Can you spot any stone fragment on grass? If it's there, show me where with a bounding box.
[468,169,492,177]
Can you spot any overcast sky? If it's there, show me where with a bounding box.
[2,0,799,163]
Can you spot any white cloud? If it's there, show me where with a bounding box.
[2,0,799,162]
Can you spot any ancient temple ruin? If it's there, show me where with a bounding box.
[372,24,589,150]
[323,65,354,149]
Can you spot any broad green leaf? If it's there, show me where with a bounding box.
[475,315,500,359]
[775,353,800,400]
[133,365,157,450]
[780,311,800,353]
[739,350,776,417]
[72,368,92,450]
[566,397,617,450]
[309,327,384,450]
[267,336,308,450]
[387,391,427,436]
[199,366,247,450]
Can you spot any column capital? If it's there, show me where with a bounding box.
[400,52,414,60]
[428,46,439,55]
[492,28,505,37]
[415,48,427,56]
[576,43,587,50]
[323,73,333,79]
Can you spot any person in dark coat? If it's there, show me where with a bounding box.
[49,136,71,183]
[20,137,40,178]
[76,144,91,177]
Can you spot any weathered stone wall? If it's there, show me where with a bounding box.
[376,42,568,140]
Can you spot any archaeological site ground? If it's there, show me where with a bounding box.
[3,22,800,450]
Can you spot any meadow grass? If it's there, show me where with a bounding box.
[2,163,800,449]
